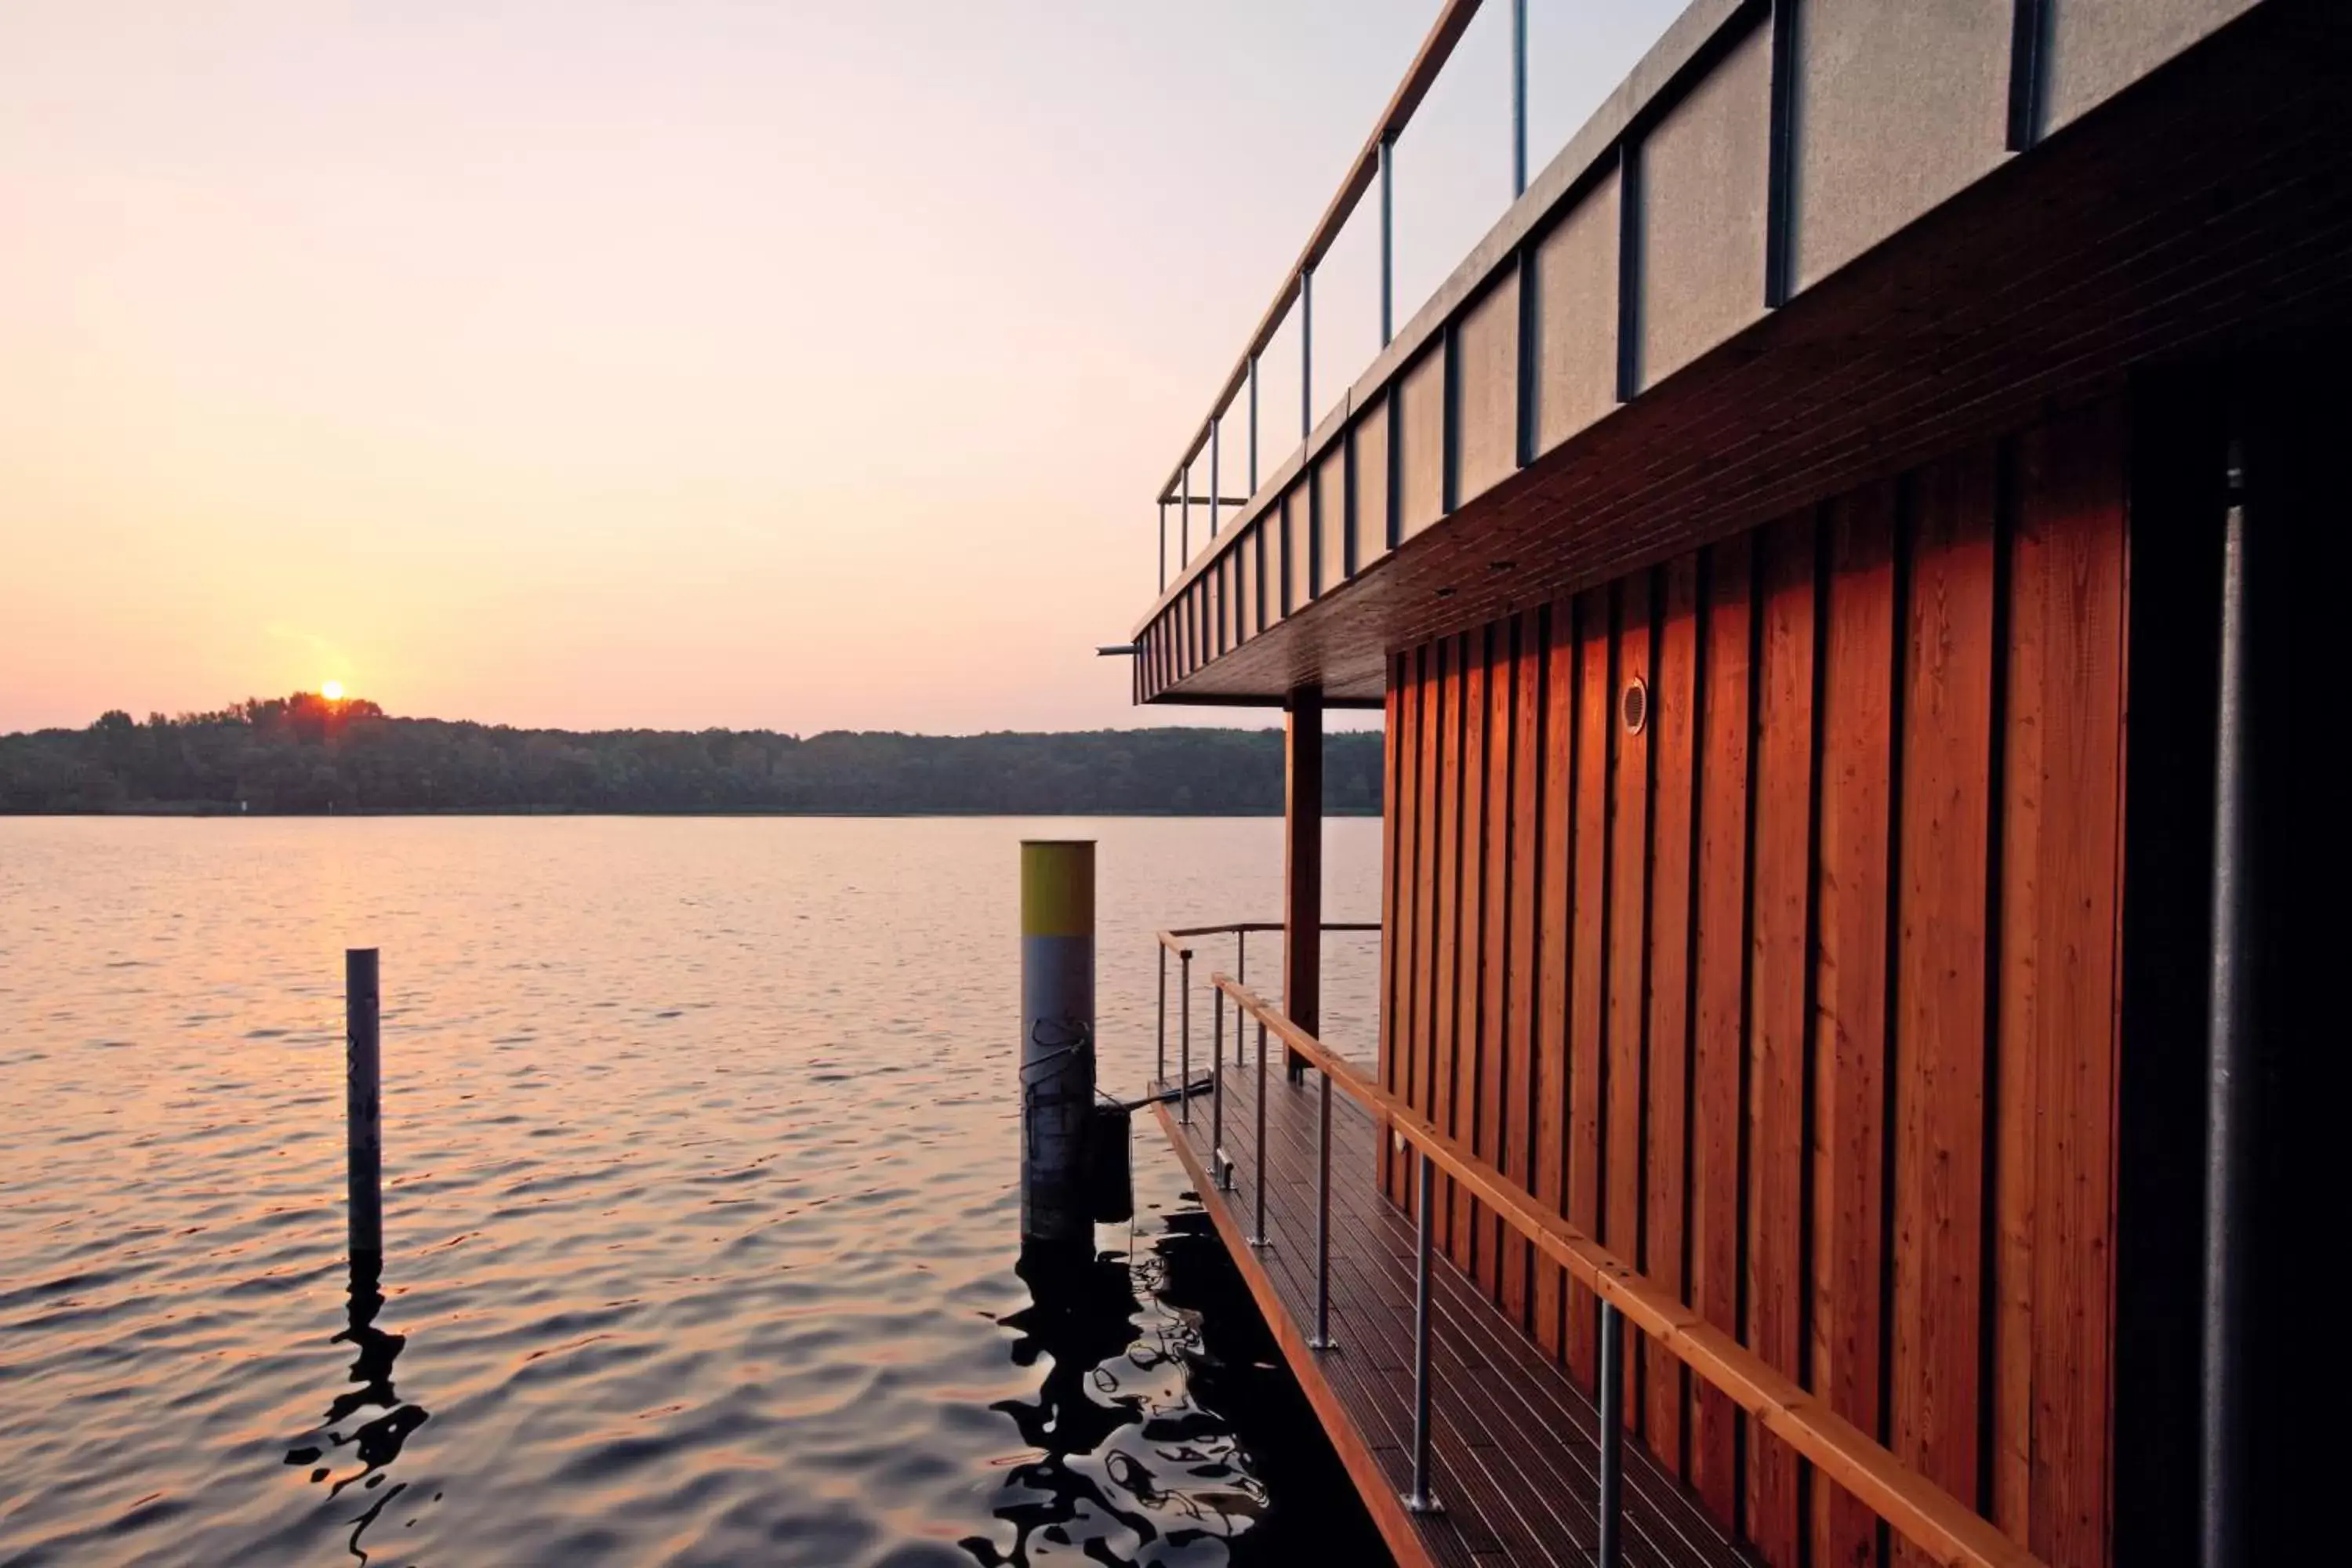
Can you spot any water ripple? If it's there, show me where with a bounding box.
[0,816,1391,1566]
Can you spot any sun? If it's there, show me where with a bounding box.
[321,680,345,702]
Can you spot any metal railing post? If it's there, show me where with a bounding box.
[1180,466,1191,564]
[1405,1148,1440,1512]
[1512,0,1529,197]
[1236,932,1248,1062]
[1211,985,1231,1189]
[1598,1298,1625,1568]
[1380,137,1395,347]
[1300,267,1315,444]
[1249,1018,1270,1247]
[1248,355,1259,493]
[1209,417,1221,539]
[1309,1066,1335,1348]
[1178,951,1192,1124]
[1156,945,1168,1087]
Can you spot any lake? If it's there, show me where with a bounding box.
[0,816,1391,1566]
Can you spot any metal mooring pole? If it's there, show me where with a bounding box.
[1019,840,1095,1245]
[345,948,382,1260]
[2201,441,2256,1568]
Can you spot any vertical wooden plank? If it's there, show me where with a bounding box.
[1431,636,1462,1240]
[1607,575,1655,1428]
[1566,588,1612,1389]
[1504,605,1546,1327]
[1479,613,1517,1298]
[1746,512,1818,1568]
[1406,642,1442,1210]
[1381,652,1408,1202]
[1689,534,1754,1528]
[2006,402,2127,1568]
[1889,447,1998,1568]
[1645,554,1701,1475]
[1534,599,1577,1360]
[1451,629,1490,1269]
[1809,482,1900,1568]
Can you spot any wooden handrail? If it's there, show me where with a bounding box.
[1155,0,1486,501]
[1210,974,2047,1568]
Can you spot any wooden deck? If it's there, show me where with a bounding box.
[1153,1051,1752,1568]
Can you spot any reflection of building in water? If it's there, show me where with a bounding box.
[283,1252,430,1559]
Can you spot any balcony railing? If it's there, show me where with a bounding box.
[1152,0,1500,594]
[1158,947,2049,1568]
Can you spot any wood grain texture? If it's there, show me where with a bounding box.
[1746,512,1819,1568]
[2005,403,2127,1568]
[1809,483,1899,1568]
[1432,636,1463,1243]
[1646,555,1701,1473]
[1607,574,1655,1431]
[1504,606,1546,1326]
[1688,534,1755,1527]
[1381,653,1409,1202]
[1534,598,1577,1359]
[1890,448,1998,1568]
[1567,588,1613,1389]
[1454,627,1492,1271]
[1478,614,1517,1298]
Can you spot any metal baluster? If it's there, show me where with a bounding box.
[1379,136,1395,347]
[1598,1299,1624,1567]
[1211,985,1231,1189]
[1178,951,1192,1124]
[1156,944,1167,1087]
[1309,1065,1335,1349]
[1300,267,1315,443]
[1249,1018,1270,1247]
[1403,1149,1441,1514]
[1236,932,1248,1062]
[1180,466,1191,564]
[1248,355,1259,493]
[1210,416,1221,539]
[1511,0,1528,197]
[1157,499,1167,594]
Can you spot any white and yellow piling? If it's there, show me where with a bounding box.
[1019,840,1095,1244]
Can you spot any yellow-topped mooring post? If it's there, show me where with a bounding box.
[1019,840,1094,1244]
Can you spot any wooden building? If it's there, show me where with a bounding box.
[1127,3,2330,1566]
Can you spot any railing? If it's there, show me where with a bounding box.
[1151,922,1380,1120]
[1200,972,2047,1568]
[1154,0,1506,593]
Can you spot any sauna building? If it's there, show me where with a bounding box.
[1123,3,2328,1566]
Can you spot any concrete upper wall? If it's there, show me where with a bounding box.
[1136,0,2269,702]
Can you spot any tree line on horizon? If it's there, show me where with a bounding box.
[0,694,1385,816]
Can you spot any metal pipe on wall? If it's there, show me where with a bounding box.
[2201,437,2256,1568]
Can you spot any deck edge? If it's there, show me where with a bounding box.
[1150,1102,1437,1568]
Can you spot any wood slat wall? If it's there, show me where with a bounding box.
[1376,399,2129,1568]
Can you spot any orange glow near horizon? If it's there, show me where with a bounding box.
[320,681,345,702]
[0,2,1682,736]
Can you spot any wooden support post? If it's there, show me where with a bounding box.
[1284,685,1324,1080]
[346,948,382,1259]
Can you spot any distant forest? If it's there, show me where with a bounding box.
[0,695,1385,816]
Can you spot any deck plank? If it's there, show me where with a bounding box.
[1158,1053,1755,1568]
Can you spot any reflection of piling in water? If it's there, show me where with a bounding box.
[1018,843,1094,1246]
[346,948,381,1259]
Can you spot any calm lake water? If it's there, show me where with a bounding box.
[0,816,1391,1566]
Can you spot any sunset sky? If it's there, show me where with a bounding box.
[2,1,1683,735]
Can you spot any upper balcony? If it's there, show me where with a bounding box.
[1122,0,2338,708]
